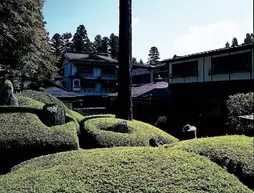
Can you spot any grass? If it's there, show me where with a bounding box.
[0,96,79,173]
[0,147,251,193]
[165,135,254,189]
[80,116,179,149]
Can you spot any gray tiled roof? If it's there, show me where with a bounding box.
[64,52,118,63]
[108,81,170,98]
[132,63,155,69]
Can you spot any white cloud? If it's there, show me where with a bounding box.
[133,16,140,26]
[170,19,252,57]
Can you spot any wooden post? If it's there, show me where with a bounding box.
[116,0,133,120]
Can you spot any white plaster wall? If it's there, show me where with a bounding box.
[185,77,198,83]
[173,78,184,84]
[230,73,251,80]
[204,56,212,82]
[212,74,229,81]
[198,57,204,82]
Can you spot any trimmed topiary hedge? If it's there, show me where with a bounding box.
[0,110,79,174]
[80,116,178,148]
[0,147,251,192]
[226,92,254,135]
[166,135,254,189]
[19,90,84,123]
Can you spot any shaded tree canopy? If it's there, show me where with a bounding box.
[225,42,230,48]
[62,33,73,51]
[231,37,238,47]
[0,0,57,78]
[139,59,144,64]
[109,33,119,60]
[244,33,253,44]
[132,57,137,63]
[148,46,160,64]
[51,33,64,58]
[72,25,93,52]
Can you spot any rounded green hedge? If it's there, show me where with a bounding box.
[19,90,85,123]
[0,147,251,193]
[166,135,254,189]
[0,96,79,173]
[80,116,178,148]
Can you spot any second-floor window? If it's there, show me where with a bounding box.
[172,60,198,78]
[211,52,251,74]
[78,68,93,76]
[101,68,115,76]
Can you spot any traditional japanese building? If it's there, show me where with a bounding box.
[62,52,118,97]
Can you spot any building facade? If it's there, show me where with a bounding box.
[63,52,118,97]
[161,44,254,84]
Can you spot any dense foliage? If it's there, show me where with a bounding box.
[226,92,254,135]
[0,0,57,78]
[80,116,178,148]
[166,135,254,189]
[0,147,252,193]
[0,96,79,173]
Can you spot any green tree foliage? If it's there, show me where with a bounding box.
[101,37,110,53]
[139,59,144,64]
[62,32,73,51]
[131,57,137,63]
[94,35,104,53]
[50,33,64,58]
[109,33,119,60]
[72,25,93,52]
[244,33,253,44]
[148,46,160,64]
[225,42,230,48]
[0,0,57,78]
[231,37,239,47]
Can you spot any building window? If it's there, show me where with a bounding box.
[78,68,93,77]
[211,52,251,74]
[81,80,96,91]
[172,61,198,78]
[101,67,115,76]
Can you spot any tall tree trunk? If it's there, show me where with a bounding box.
[116,0,133,120]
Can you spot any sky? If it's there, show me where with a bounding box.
[43,0,253,62]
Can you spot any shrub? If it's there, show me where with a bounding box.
[19,90,84,123]
[80,116,178,149]
[0,147,251,193]
[226,92,254,135]
[0,110,79,174]
[166,135,254,189]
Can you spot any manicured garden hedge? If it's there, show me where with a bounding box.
[226,92,254,135]
[166,135,254,189]
[0,104,79,173]
[0,147,251,193]
[80,116,178,148]
[20,90,85,123]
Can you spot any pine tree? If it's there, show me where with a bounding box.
[231,37,239,47]
[72,25,93,52]
[244,33,253,44]
[109,33,119,60]
[148,46,160,64]
[51,33,64,58]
